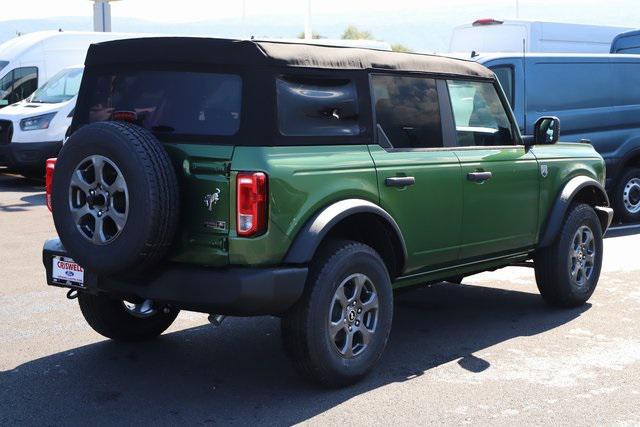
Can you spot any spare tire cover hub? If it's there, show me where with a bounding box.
[70,154,129,245]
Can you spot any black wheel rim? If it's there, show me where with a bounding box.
[328,273,379,358]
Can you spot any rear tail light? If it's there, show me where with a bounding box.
[111,110,138,123]
[236,172,267,237]
[473,18,504,26]
[45,158,57,213]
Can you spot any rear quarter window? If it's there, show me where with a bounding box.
[84,69,242,137]
[276,76,360,137]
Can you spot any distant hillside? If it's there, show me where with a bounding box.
[0,14,455,54]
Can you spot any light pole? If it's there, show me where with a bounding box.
[304,0,312,40]
[89,0,122,32]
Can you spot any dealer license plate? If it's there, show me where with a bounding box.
[52,256,85,286]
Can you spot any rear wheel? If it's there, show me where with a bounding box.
[534,203,603,307]
[613,167,640,223]
[78,292,179,342]
[281,240,393,388]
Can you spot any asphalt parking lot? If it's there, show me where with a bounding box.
[1,168,640,426]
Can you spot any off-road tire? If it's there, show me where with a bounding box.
[281,240,393,388]
[78,292,179,342]
[613,167,640,223]
[534,203,603,307]
[52,121,179,274]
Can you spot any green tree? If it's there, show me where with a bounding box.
[341,25,374,40]
[297,31,324,40]
[391,43,413,53]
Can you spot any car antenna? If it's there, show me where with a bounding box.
[522,37,528,134]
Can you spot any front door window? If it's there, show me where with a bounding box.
[447,79,514,147]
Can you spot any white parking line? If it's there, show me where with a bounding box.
[609,223,640,231]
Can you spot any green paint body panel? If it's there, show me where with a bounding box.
[159,139,605,287]
[368,145,463,274]
[454,147,539,259]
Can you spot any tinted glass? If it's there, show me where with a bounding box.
[491,66,514,107]
[447,80,514,147]
[0,61,8,73]
[0,67,38,106]
[277,76,360,136]
[31,67,83,103]
[371,75,442,149]
[85,70,242,136]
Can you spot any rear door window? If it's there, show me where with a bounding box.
[447,80,514,147]
[276,76,360,136]
[371,74,442,149]
[85,69,242,137]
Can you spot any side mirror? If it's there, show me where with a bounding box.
[533,116,560,145]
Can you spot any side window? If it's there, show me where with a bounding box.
[0,70,13,106]
[447,80,514,147]
[490,66,514,107]
[371,74,442,149]
[276,76,360,136]
[0,67,38,106]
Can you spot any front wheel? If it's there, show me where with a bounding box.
[534,203,603,308]
[281,240,393,388]
[78,292,179,342]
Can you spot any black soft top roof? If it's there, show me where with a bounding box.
[85,37,494,79]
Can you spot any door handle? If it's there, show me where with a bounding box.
[385,176,416,187]
[467,171,493,183]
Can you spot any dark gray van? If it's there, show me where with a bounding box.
[475,53,640,222]
[611,30,640,54]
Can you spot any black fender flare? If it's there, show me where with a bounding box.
[284,199,408,271]
[539,176,613,247]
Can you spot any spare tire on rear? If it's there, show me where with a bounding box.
[51,121,179,275]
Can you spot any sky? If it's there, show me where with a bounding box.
[0,0,639,52]
[1,0,639,25]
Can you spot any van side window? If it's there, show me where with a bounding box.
[490,66,514,107]
[0,67,38,106]
[447,80,514,147]
[371,74,442,149]
[276,76,360,136]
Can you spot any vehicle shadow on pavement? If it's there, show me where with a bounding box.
[0,171,45,212]
[0,282,588,425]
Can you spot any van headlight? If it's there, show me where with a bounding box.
[20,112,56,131]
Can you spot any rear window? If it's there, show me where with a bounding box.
[276,76,360,137]
[84,69,242,137]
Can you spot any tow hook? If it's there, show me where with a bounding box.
[208,314,226,327]
[66,289,79,300]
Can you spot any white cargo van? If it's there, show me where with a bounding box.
[0,65,83,176]
[0,31,150,108]
[450,19,631,55]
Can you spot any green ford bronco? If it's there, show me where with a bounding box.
[43,37,613,387]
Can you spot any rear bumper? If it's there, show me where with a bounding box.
[0,141,62,170]
[43,238,307,316]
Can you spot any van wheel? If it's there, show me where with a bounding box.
[78,292,179,342]
[614,167,640,223]
[281,240,393,388]
[534,203,603,307]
